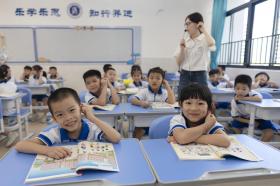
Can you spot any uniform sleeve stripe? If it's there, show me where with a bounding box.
[209,126,224,134]
[97,131,104,141]
[37,134,53,146]
[168,125,186,136]
[134,96,141,100]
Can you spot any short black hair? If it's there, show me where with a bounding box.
[147,67,165,79]
[47,87,80,115]
[0,64,9,79]
[186,12,204,24]
[104,67,116,74]
[103,64,112,72]
[179,83,213,112]
[32,65,43,71]
[131,64,142,76]
[209,69,220,76]
[83,69,101,82]
[255,72,270,81]
[234,74,252,89]
[24,65,32,71]
[49,66,57,70]
[218,65,226,71]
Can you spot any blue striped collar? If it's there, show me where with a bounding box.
[148,85,163,94]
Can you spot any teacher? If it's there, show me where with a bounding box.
[174,12,216,97]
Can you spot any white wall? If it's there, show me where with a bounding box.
[0,0,213,91]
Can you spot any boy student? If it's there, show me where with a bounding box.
[131,67,176,139]
[230,74,276,142]
[20,65,32,82]
[83,69,120,106]
[217,65,230,81]
[48,66,62,80]
[104,67,125,92]
[15,87,121,159]
[253,72,279,89]
[208,69,233,89]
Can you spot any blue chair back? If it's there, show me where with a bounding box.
[0,99,3,118]
[0,99,4,133]
[17,86,32,106]
[164,72,176,81]
[149,115,174,139]
[79,90,87,103]
[121,73,128,79]
[260,92,273,99]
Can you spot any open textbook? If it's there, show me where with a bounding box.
[171,136,262,161]
[90,104,116,111]
[25,141,119,184]
[151,102,179,109]
[118,88,139,95]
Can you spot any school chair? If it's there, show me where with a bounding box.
[149,115,174,139]
[79,90,87,103]
[121,73,128,79]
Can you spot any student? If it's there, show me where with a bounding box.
[0,33,8,65]
[167,83,230,147]
[208,69,233,89]
[0,64,16,83]
[48,66,62,80]
[83,69,120,106]
[217,65,230,81]
[20,65,32,82]
[131,67,176,139]
[29,65,48,106]
[104,67,125,92]
[15,87,121,159]
[128,64,148,88]
[253,72,279,89]
[0,64,19,147]
[174,12,216,97]
[230,74,276,142]
[103,64,112,75]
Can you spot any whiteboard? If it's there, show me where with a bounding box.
[36,28,133,62]
[0,28,35,62]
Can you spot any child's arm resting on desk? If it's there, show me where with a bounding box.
[235,94,262,102]
[195,130,230,148]
[81,104,121,143]
[107,79,120,105]
[163,80,176,104]
[15,139,72,159]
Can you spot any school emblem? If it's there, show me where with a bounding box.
[67,3,82,18]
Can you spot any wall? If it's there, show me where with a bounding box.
[0,0,213,91]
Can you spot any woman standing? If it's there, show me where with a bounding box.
[175,12,215,97]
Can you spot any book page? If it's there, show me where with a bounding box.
[171,143,222,160]
[90,104,116,111]
[119,88,139,94]
[25,145,79,184]
[151,102,176,110]
[76,141,119,172]
[210,137,262,162]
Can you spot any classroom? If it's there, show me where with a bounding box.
[1,0,280,185]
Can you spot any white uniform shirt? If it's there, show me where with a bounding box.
[0,81,17,115]
[207,81,228,89]
[133,85,168,102]
[37,119,104,146]
[85,88,112,104]
[231,90,262,118]
[128,80,148,89]
[28,75,47,85]
[174,34,216,71]
[168,114,224,136]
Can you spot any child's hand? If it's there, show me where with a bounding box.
[101,78,108,88]
[234,95,244,101]
[180,38,185,48]
[167,136,177,143]
[204,113,216,133]
[80,104,93,118]
[162,80,170,88]
[46,146,72,159]
[140,101,150,108]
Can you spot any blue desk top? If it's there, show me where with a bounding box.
[0,139,155,186]
[141,135,280,185]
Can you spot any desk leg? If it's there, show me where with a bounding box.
[248,106,256,136]
[15,97,23,140]
[128,116,134,138]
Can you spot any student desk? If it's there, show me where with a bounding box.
[141,135,280,186]
[18,84,52,96]
[211,88,235,102]
[255,88,280,99]
[47,79,64,89]
[240,99,280,137]
[120,103,179,137]
[0,139,156,186]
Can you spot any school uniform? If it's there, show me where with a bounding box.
[231,90,276,131]
[207,80,228,89]
[168,114,225,136]
[0,80,17,115]
[111,81,125,90]
[128,80,148,89]
[37,119,105,146]
[29,75,48,101]
[133,85,168,102]
[85,88,112,104]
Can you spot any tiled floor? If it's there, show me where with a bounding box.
[0,122,47,158]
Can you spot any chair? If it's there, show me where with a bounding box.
[0,100,4,133]
[121,73,128,79]
[79,90,87,103]
[149,115,174,139]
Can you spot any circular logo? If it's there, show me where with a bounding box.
[67,3,82,18]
